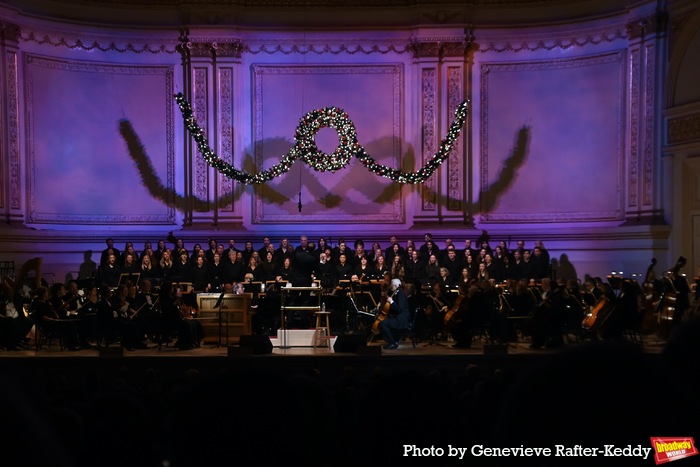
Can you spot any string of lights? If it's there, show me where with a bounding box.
[174,92,469,185]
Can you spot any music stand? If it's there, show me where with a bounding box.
[118,272,140,287]
[213,291,227,347]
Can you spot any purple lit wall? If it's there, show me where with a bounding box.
[25,56,175,225]
[253,64,403,223]
[479,53,624,222]
[0,3,687,281]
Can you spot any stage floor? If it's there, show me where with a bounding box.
[0,331,666,358]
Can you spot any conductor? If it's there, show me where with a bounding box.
[380,278,410,349]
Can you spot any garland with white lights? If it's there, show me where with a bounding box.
[174,92,468,184]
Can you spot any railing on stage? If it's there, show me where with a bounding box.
[278,285,322,348]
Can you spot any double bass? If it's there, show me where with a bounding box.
[657,256,689,338]
[639,258,660,334]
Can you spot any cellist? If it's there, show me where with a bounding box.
[447,280,474,348]
[379,278,410,350]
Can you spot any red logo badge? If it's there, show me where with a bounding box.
[650,437,698,464]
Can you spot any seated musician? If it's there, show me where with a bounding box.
[29,286,82,351]
[426,281,452,338]
[1,280,33,349]
[528,278,567,349]
[159,282,203,350]
[379,278,410,350]
[449,281,478,349]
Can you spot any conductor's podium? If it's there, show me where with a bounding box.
[269,329,338,348]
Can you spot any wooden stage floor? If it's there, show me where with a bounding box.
[0,331,669,383]
[0,331,667,359]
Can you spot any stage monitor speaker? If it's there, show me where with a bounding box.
[99,347,124,358]
[483,344,508,355]
[238,335,273,355]
[333,334,368,353]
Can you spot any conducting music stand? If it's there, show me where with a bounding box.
[213,291,227,347]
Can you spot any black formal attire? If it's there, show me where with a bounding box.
[374,264,390,280]
[379,287,410,348]
[331,246,354,265]
[100,247,121,268]
[532,255,550,281]
[246,265,265,283]
[352,264,376,282]
[99,263,121,288]
[223,261,246,284]
[160,294,203,350]
[29,298,81,350]
[384,244,406,264]
[261,260,277,283]
[425,263,440,285]
[139,265,157,283]
[207,261,225,292]
[404,259,425,287]
[172,260,192,282]
[315,261,335,289]
[191,264,209,292]
[334,262,353,284]
[294,246,316,285]
[443,257,463,281]
[274,247,295,267]
[520,260,535,282]
[450,293,474,348]
[158,260,174,281]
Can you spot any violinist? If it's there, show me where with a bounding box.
[64,281,96,349]
[108,284,145,350]
[426,280,452,339]
[379,278,410,349]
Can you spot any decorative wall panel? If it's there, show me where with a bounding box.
[479,51,625,222]
[447,65,463,211]
[251,64,403,223]
[421,67,437,211]
[218,66,235,212]
[192,67,209,207]
[25,55,175,224]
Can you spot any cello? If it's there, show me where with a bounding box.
[371,286,395,335]
[444,294,464,327]
[581,293,614,331]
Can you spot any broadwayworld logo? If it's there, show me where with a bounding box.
[650,437,698,464]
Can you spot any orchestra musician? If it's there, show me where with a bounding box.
[29,286,82,351]
[528,278,566,349]
[379,278,410,349]
[668,257,690,326]
[447,281,477,348]
[159,281,203,350]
